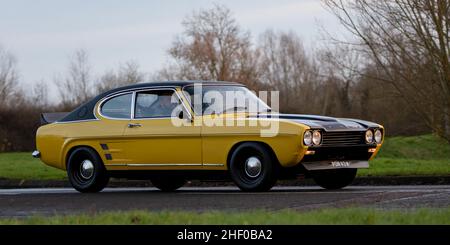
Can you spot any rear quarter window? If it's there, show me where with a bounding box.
[100,93,132,119]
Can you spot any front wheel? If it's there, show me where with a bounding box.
[67,147,110,193]
[311,168,357,190]
[229,143,277,192]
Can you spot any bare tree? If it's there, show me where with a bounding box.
[30,80,49,108]
[323,0,450,142]
[156,4,260,88]
[0,46,19,107]
[258,30,321,113]
[55,49,93,107]
[96,61,144,94]
[318,44,364,116]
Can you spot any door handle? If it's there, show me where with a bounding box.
[127,123,142,128]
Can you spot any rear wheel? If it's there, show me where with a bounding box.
[311,168,357,189]
[67,147,109,193]
[229,142,277,192]
[151,177,186,192]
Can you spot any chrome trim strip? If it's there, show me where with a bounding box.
[55,119,100,124]
[181,83,245,90]
[177,89,193,121]
[96,87,193,121]
[203,163,224,166]
[104,85,179,98]
[120,133,198,137]
[63,133,200,141]
[130,91,136,119]
[105,163,221,167]
[127,163,202,167]
[97,91,134,121]
[177,89,196,119]
[203,132,298,136]
[321,128,368,132]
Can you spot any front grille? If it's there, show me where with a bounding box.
[321,131,366,147]
[302,146,372,162]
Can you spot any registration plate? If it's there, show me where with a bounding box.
[302,160,369,170]
[330,161,350,168]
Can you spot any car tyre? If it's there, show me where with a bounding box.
[229,142,277,192]
[151,177,186,192]
[311,168,357,190]
[67,147,109,193]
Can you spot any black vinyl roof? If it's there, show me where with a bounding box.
[58,80,242,122]
[102,80,240,96]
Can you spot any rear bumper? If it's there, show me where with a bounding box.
[32,150,41,158]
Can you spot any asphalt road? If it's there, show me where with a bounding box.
[0,185,449,217]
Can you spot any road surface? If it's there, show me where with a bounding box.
[0,185,448,217]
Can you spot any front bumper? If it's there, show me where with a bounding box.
[302,160,369,170]
[302,146,375,162]
[300,146,375,170]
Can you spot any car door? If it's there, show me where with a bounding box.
[122,88,202,168]
[96,92,134,165]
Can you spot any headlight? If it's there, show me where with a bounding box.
[312,130,322,145]
[365,130,374,143]
[374,129,382,144]
[304,130,313,146]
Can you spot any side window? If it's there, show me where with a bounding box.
[135,90,181,118]
[100,93,132,119]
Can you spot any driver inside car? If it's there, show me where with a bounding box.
[136,92,178,118]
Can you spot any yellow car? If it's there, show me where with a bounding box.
[33,81,384,192]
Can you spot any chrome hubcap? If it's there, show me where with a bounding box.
[244,157,262,178]
[80,160,94,179]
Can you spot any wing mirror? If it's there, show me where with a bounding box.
[178,110,193,123]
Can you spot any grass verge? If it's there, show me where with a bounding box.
[358,158,449,176]
[358,134,450,176]
[0,153,66,180]
[0,208,449,225]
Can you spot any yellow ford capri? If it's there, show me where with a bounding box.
[34,81,384,192]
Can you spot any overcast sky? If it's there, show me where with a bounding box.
[0,0,341,100]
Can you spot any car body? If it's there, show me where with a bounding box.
[34,81,384,192]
